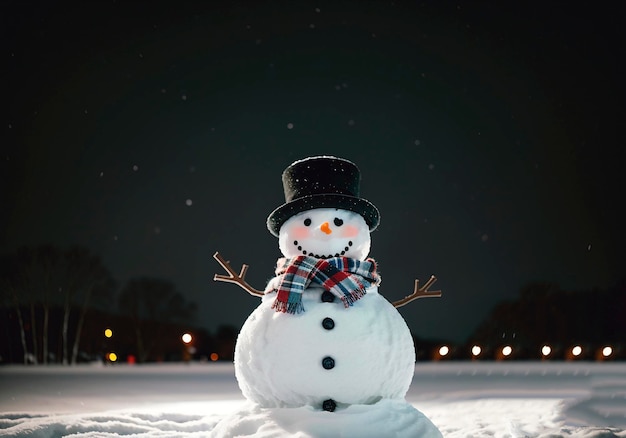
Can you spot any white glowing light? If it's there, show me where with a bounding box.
[471,345,481,356]
[502,346,513,357]
[541,345,551,356]
[602,346,612,357]
[572,345,582,356]
[438,346,449,357]
[182,333,193,344]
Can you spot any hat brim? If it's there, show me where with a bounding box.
[266,193,380,237]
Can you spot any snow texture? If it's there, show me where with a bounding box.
[1,362,625,437]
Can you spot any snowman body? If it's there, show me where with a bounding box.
[234,207,416,409]
[235,284,415,408]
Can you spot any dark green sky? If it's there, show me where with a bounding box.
[4,1,624,343]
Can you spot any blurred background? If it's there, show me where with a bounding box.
[2,1,624,364]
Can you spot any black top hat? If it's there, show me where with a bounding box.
[266,156,380,237]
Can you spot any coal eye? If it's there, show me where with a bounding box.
[304,218,312,226]
[333,218,343,227]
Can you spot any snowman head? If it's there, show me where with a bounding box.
[278,208,371,260]
[267,156,380,245]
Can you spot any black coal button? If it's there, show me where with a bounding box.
[322,317,335,330]
[322,356,335,370]
[322,399,337,412]
[321,291,335,302]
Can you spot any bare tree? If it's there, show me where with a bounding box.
[12,247,44,364]
[34,245,63,365]
[1,245,115,365]
[70,252,115,365]
[118,278,196,362]
[62,246,115,365]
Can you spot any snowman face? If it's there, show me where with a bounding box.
[278,208,371,260]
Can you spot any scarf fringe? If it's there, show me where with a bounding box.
[272,300,305,314]
[340,289,366,308]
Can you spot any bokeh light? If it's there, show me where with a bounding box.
[438,345,449,357]
[210,353,219,361]
[181,333,193,344]
[104,328,113,338]
[108,352,117,362]
[541,345,551,357]
[602,346,613,357]
[572,345,582,357]
[502,345,513,357]
[471,345,482,357]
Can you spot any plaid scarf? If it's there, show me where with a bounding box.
[265,256,380,314]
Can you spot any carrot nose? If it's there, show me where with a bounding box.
[320,221,332,235]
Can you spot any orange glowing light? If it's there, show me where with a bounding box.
[210,353,219,361]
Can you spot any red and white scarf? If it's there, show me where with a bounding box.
[265,256,380,314]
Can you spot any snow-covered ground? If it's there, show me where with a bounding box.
[1,361,625,437]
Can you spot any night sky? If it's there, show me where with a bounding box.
[4,1,624,343]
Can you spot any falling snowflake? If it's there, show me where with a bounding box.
[287,123,294,129]
[132,165,139,172]
[185,199,193,206]
[414,139,421,146]
[428,163,435,170]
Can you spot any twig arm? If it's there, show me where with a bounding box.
[213,252,264,297]
[392,275,442,308]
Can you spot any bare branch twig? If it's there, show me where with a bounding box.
[213,252,264,297]
[392,275,442,308]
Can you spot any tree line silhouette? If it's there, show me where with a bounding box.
[466,280,626,359]
[2,244,624,364]
[0,244,201,365]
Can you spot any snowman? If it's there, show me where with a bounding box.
[212,156,442,437]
